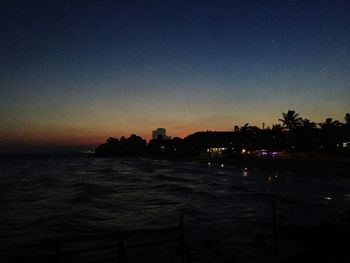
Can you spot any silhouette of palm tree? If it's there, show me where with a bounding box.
[319,118,342,129]
[345,113,350,125]
[319,118,343,149]
[279,110,303,130]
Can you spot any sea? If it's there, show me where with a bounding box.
[1,154,350,260]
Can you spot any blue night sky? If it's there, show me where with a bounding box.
[1,0,350,152]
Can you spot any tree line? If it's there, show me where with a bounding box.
[95,111,350,157]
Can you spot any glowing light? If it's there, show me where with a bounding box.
[221,164,224,168]
[241,148,246,154]
[243,167,248,177]
[207,147,227,153]
[343,142,350,148]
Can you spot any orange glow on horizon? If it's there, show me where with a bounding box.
[2,112,346,148]
[0,117,278,148]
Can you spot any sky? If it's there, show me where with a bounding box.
[1,0,350,153]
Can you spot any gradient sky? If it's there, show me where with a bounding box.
[1,0,350,153]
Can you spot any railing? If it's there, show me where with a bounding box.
[1,205,283,263]
[0,214,191,263]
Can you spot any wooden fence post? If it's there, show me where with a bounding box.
[272,201,278,256]
[20,248,25,263]
[55,238,61,263]
[180,214,185,263]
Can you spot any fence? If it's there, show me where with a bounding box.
[0,214,192,263]
[1,204,283,263]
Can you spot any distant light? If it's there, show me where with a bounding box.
[342,142,350,148]
[324,197,332,201]
[221,164,224,168]
[207,147,227,153]
[81,150,95,154]
[243,167,248,177]
[260,150,268,156]
[208,162,211,166]
[241,148,246,154]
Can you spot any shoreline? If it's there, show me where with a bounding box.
[201,155,350,178]
[162,153,350,178]
[92,151,350,178]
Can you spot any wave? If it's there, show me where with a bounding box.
[68,182,116,204]
[87,167,116,174]
[153,174,197,183]
[2,156,350,251]
[150,183,194,193]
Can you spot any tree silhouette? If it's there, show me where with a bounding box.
[290,119,318,150]
[279,110,303,130]
[319,118,342,130]
[272,124,283,132]
[302,118,316,129]
[343,113,350,143]
[319,118,343,149]
[95,134,146,156]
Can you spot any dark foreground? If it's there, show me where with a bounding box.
[1,155,350,262]
[1,216,350,263]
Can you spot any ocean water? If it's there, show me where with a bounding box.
[1,154,350,251]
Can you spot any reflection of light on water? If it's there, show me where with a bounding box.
[243,167,248,177]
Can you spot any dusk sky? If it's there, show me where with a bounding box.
[1,0,350,153]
